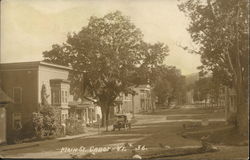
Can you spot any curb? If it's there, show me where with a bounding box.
[58,132,99,142]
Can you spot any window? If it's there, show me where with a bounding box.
[61,114,65,122]
[13,87,22,104]
[62,91,64,103]
[60,90,68,104]
[51,89,60,105]
[12,113,22,130]
[65,91,68,103]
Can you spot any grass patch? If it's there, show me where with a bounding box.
[183,126,248,146]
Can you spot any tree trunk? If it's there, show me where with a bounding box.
[167,97,172,107]
[235,84,248,136]
[234,1,248,136]
[100,106,106,127]
[105,106,110,131]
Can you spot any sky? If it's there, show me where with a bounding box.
[0,0,201,75]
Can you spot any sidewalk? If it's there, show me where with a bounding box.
[57,126,111,141]
[0,126,111,152]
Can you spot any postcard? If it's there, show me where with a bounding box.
[0,0,248,159]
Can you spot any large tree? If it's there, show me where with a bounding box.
[43,11,169,130]
[143,65,186,107]
[178,0,248,135]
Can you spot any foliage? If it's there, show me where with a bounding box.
[32,112,44,139]
[130,42,169,85]
[193,77,211,102]
[32,84,62,138]
[191,73,221,106]
[65,116,86,135]
[43,11,169,130]
[178,0,249,134]
[151,65,186,106]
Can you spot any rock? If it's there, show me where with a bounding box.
[164,145,171,149]
[201,119,209,126]
[70,154,78,159]
[211,146,219,151]
[200,135,218,152]
[132,154,142,159]
[81,152,95,158]
[201,135,210,140]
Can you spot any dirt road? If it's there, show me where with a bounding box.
[0,107,248,159]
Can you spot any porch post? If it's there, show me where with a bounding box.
[132,94,135,118]
[86,108,89,124]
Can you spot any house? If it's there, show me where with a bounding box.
[0,88,12,144]
[68,97,102,125]
[0,61,73,141]
[0,61,103,142]
[133,84,155,113]
[114,84,156,116]
[114,93,133,116]
[186,89,194,104]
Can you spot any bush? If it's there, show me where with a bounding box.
[32,105,63,139]
[32,112,44,139]
[66,117,86,135]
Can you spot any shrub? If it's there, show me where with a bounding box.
[32,105,63,139]
[66,117,86,135]
[32,112,45,139]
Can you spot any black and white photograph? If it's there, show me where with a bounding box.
[0,0,249,159]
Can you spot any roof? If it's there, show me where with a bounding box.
[68,98,95,109]
[83,97,97,103]
[136,84,151,88]
[0,61,72,71]
[0,88,12,104]
[132,84,151,91]
[50,79,70,84]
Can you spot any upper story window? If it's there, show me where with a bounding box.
[13,87,22,104]
[62,91,64,103]
[61,90,68,104]
[50,79,70,106]
[51,89,60,105]
[65,91,68,103]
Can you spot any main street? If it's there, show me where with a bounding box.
[0,106,248,159]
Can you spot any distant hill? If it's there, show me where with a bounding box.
[184,72,199,86]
